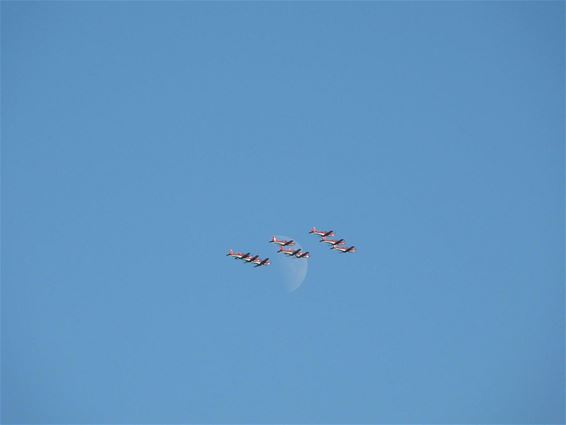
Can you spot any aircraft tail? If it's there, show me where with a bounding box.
[227,249,233,256]
[310,226,316,233]
[270,236,276,242]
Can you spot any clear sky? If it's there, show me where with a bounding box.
[2,1,564,423]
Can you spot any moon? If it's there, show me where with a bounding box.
[272,235,309,293]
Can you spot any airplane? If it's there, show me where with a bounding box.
[269,236,296,247]
[278,247,302,257]
[309,227,335,237]
[227,249,251,260]
[243,255,259,263]
[320,236,345,247]
[331,245,356,253]
[295,251,310,259]
[252,257,271,267]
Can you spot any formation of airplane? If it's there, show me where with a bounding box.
[311,228,356,254]
[226,249,270,267]
[227,227,355,271]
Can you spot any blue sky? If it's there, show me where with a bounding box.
[2,1,564,423]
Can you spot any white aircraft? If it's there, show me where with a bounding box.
[331,245,356,254]
[320,236,345,247]
[269,236,296,247]
[226,249,251,260]
[279,247,309,259]
[278,247,302,257]
[309,227,335,237]
[243,255,259,263]
[252,257,271,267]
